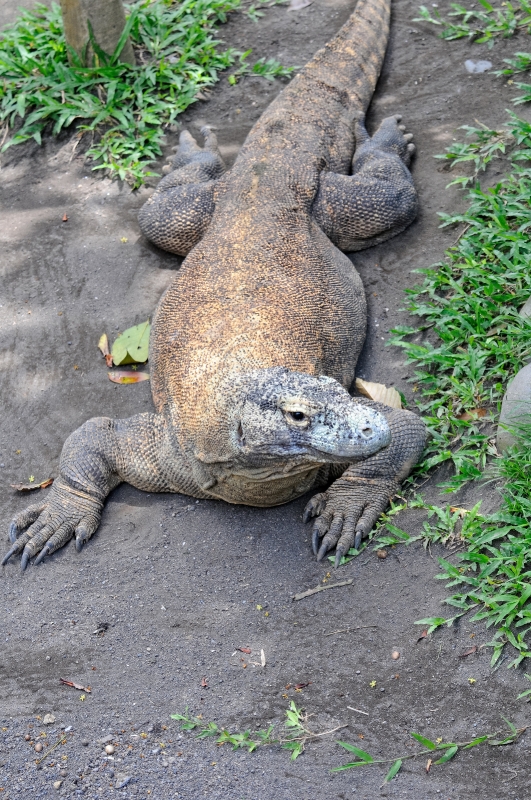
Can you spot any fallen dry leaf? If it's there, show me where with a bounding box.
[457,408,486,421]
[98,334,114,367]
[11,478,53,493]
[426,758,432,773]
[416,630,428,644]
[459,646,478,659]
[450,506,470,518]
[108,370,150,384]
[98,333,110,356]
[60,678,91,693]
[355,378,402,409]
[237,647,251,655]
[294,682,311,690]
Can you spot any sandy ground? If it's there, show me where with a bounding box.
[1,0,530,798]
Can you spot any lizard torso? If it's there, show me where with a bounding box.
[149,0,390,503]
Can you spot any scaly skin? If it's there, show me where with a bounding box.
[4,0,426,571]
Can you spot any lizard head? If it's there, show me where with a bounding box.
[230,367,390,465]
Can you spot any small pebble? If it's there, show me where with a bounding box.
[161,759,169,767]
[45,656,51,661]
[24,734,31,741]
[53,780,62,789]
[392,650,400,660]
[152,747,161,755]
[376,549,387,559]
[105,745,115,755]
[43,713,56,725]
[60,769,67,777]
[81,739,89,747]
[464,59,492,74]
[34,743,43,753]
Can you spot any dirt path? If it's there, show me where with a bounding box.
[1,1,529,798]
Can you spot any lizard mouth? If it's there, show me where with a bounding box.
[310,406,391,459]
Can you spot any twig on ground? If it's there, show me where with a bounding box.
[292,579,353,601]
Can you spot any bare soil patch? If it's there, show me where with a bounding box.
[1,1,529,798]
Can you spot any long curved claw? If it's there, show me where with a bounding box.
[8,522,18,544]
[33,544,51,566]
[334,521,357,568]
[316,516,344,561]
[354,530,363,551]
[20,548,31,572]
[2,542,21,566]
[303,492,327,524]
[311,514,331,556]
[317,534,336,562]
[75,518,98,553]
[2,528,34,566]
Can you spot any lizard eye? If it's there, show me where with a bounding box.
[289,411,305,422]
[285,410,309,427]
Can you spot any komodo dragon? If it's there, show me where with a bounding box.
[4,0,426,571]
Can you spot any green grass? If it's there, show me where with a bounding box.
[333,718,525,783]
[0,0,296,186]
[373,2,531,666]
[171,701,336,760]
[415,0,531,43]
[391,113,531,492]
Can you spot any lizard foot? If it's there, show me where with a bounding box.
[2,479,103,571]
[366,114,416,167]
[162,126,224,176]
[303,475,397,568]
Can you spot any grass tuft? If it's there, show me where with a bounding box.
[0,0,295,186]
[390,113,531,492]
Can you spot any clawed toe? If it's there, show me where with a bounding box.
[303,492,327,524]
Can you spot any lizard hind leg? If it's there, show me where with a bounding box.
[138,126,226,256]
[164,126,224,175]
[312,115,418,252]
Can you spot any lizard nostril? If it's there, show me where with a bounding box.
[361,427,373,438]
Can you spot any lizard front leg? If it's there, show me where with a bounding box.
[138,126,226,255]
[2,413,201,571]
[312,115,418,252]
[303,401,426,567]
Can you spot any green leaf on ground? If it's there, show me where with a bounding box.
[111,320,151,365]
[411,733,437,750]
[433,745,458,764]
[336,741,374,762]
[381,758,402,785]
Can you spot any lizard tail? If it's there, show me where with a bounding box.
[297,0,391,115]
